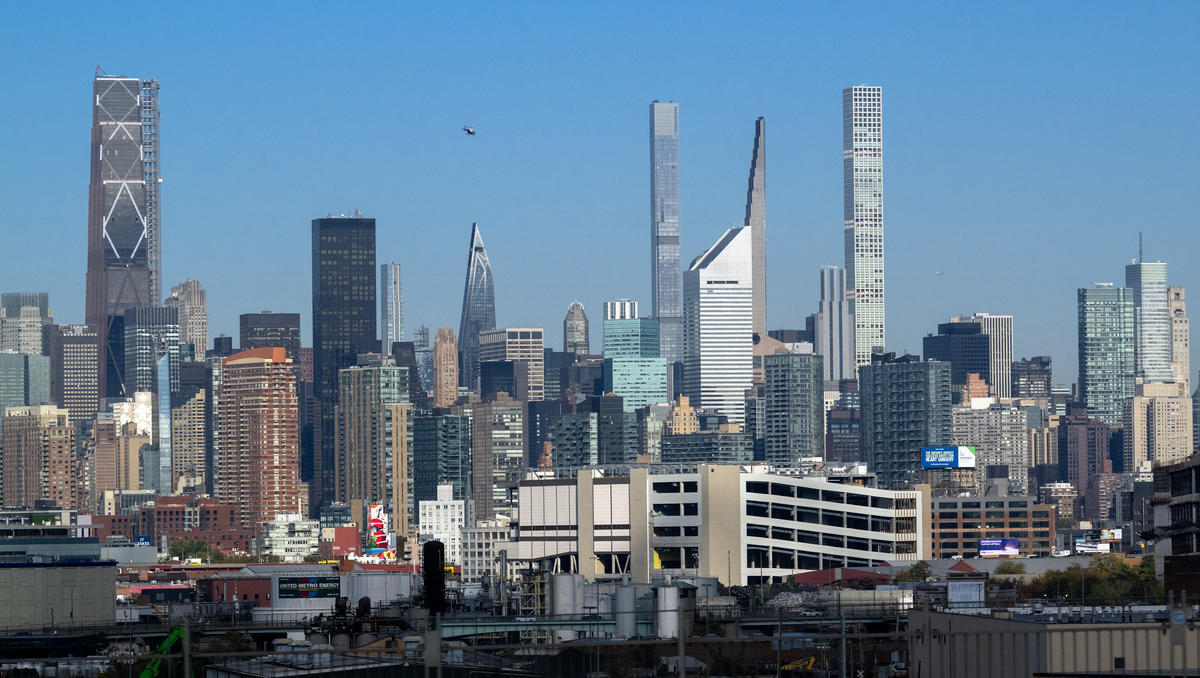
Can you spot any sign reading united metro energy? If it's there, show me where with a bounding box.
[920,446,977,469]
[277,576,341,598]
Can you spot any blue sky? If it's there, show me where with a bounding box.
[3,2,1199,384]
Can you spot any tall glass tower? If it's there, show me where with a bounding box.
[458,223,496,390]
[86,74,161,399]
[381,262,404,351]
[650,101,682,366]
[312,216,377,510]
[1126,257,1172,383]
[1078,283,1135,426]
[843,85,884,369]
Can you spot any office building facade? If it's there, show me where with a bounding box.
[603,357,669,413]
[814,266,854,382]
[1126,259,1172,383]
[922,320,990,398]
[1078,284,1135,426]
[951,313,1013,398]
[952,402,1031,494]
[682,227,753,425]
[479,328,544,402]
[0,292,52,354]
[240,312,301,362]
[164,279,208,357]
[44,324,100,426]
[123,306,179,395]
[86,75,161,400]
[603,299,659,359]
[1,406,76,509]
[843,85,884,368]
[335,362,410,535]
[650,101,683,365]
[1011,356,1052,400]
[457,223,496,391]
[312,216,377,510]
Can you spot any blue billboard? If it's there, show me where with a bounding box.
[920,446,977,469]
[980,538,1020,557]
[135,535,152,548]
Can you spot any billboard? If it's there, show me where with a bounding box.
[135,535,152,548]
[979,538,1020,557]
[367,504,389,549]
[921,446,977,469]
[1100,528,1123,542]
[277,576,341,598]
[1074,539,1111,554]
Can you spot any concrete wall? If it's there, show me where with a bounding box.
[0,563,115,629]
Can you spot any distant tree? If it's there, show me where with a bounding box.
[168,538,214,561]
[303,554,324,563]
[1018,555,1164,605]
[1056,517,1078,530]
[897,562,932,582]
[994,560,1026,575]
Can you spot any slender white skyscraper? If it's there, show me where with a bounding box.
[1126,250,1172,384]
[951,312,1014,398]
[380,262,404,350]
[650,101,682,365]
[843,85,884,368]
[683,227,753,425]
[744,117,766,338]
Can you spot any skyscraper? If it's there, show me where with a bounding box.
[763,353,824,465]
[413,325,434,391]
[381,261,404,351]
[744,116,767,339]
[843,85,884,368]
[0,293,52,354]
[563,301,589,355]
[433,328,458,408]
[951,313,1014,398]
[216,348,301,528]
[123,306,179,395]
[44,324,100,426]
[479,328,545,402]
[239,311,301,362]
[650,101,683,365]
[0,353,50,438]
[86,75,161,400]
[859,353,952,489]
[683,227,753,425]
[165,279,208,358]
[814,267,854,382]
[922,320,990,399]
[458,223,495,391]
[312,216,377,510]
[1170,286,1190,392]
[1078,284,1135,426]
[334,361,410,532]
[603,299,660,358]
[952,401,1030,494]
[1012,356,1052,400]
[1126,256,1172,383]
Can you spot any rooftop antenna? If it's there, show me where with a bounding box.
[1138,231,1143,264]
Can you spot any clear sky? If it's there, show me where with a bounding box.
[4,2,1199,385]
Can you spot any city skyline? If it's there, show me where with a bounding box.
[3,4,1200,385]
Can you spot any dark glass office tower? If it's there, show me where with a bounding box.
[312,216,377,511]
[86,75,160,400]
[457,223,496,391]
[240,311,301,361]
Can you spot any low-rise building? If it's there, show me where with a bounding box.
[260,513,319,563]
[930,481,1056,558]
[418,484,471,565]
[462,519,514,584]
[502,464,929,587]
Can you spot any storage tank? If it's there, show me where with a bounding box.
[616,586,636,639]
[551,573,584,642]
[655,585,680,639]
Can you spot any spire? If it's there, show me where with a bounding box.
[744,117,766,338]
[458,223,496,390]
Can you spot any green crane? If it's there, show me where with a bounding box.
[139,626,186,678]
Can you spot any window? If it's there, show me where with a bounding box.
[822,534,844,548]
